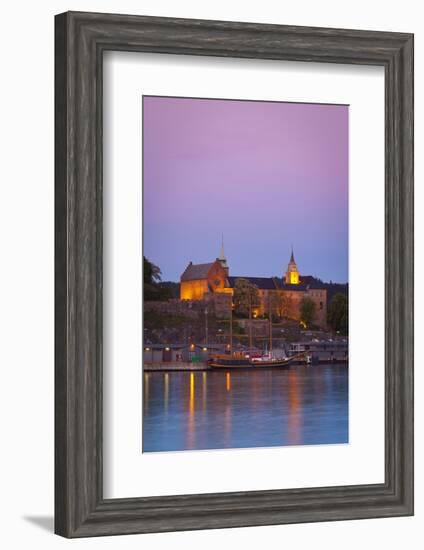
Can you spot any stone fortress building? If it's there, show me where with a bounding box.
[180,240,327,328]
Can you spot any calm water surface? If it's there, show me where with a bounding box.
[143,365,348,452]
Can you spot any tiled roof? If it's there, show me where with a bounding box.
[300,276,326,289]
[227,276,279,290]
[180,262,214,282]
[280,283,309,292]
[280,276,325,291]
[180,262,326,292]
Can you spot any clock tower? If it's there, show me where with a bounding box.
[285,247,300,285]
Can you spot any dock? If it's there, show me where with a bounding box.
[144,361,210,372]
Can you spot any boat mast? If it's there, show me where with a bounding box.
[230,305,233,355]
[248,293,253,351]
[269,293,273,352]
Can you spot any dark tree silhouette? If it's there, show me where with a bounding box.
[327,293,348,335]
[233,278,260,318]
[300,297,316,327]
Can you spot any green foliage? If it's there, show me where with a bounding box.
[144,256,162,284]
[158,281,180,299]
[265,291,283,319]
[300,297,316,327]
[144,257,177,301]
[233,278,260,318]
[327,293,349,335]
[144,284,160,301]
[231,321,245,335]
[143,310,189,329]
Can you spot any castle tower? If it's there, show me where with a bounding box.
[217,234,229,277]
[285,246,300,284]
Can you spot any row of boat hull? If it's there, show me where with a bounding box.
[208,353,303,369]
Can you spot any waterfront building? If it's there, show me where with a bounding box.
[179,242,327,328]
[180,259,230,300]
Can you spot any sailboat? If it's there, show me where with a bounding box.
[208,302,302,369]
[208,354,292,368]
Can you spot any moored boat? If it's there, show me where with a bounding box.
[208,303,307,368]
[208,351,295,369]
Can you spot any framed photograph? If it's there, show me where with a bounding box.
[55,11,414,537]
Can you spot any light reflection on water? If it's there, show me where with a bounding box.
[143,365,348,453]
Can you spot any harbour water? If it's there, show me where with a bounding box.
[143,365,348,452]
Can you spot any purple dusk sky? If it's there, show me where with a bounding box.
[143,96,348,283]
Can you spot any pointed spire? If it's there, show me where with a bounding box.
[219,234,226,261]
[285,245,299,285]
[218,234,229,275]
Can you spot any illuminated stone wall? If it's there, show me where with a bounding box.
[280,290,304,321]
[305,288,327,328]
[254,288,327,329]
[180,260,228,301]
[206,262,227,293]
[180,279,209,300]
[179,257,327,328]
[204,292,232,318]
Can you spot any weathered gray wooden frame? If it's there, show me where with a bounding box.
[55,11,414,538]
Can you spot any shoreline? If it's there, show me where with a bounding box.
[144,360,348,372]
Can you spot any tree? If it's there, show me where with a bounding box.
[143,256,162,285]
[300,297,316,328]
[233,278,260,318]
[265,291,280,320]
[144,257,167,301]
[327,293,348,334]
[280,293,295,319]
[158,281,180,299]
